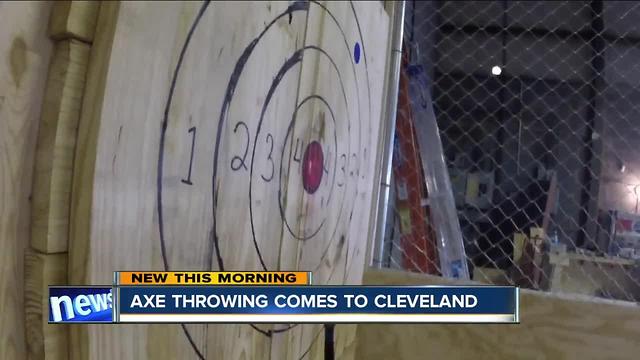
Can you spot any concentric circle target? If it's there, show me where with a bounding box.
[157,1,373,359]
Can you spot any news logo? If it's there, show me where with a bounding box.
[48,287,114,323]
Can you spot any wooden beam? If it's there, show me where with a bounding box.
[31,39,91,254]
[49,1,100,43]
[68,3,120,360]
[356,268,640,360]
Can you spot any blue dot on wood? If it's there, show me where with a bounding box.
[354,42,361,64]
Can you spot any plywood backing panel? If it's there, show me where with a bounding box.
[356,269,640,360]
[0,2,53,359]
[68,1,389,359]
[70,2,306,359]
[273,2,389,359]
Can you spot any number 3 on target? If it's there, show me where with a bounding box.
[261,134,274,182]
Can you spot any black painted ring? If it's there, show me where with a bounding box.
[275,94,339,242]
[157,1,373,358]
[247,45,350,260]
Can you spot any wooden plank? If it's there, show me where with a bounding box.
[356,268,640,360]
[275,2,389,359]
[548,256,640,301]
[0,2,54,359]
[516,174,558,289]
[552,251,635,266]
[532,172,558,287]
[68,2,119,360]
[69,2,306,359]
[31,39,91,254]
[195,3,307,358]
[49,1,100,43]
[24,250,68,360]
[68,1,389,359]
[363,0,397,271]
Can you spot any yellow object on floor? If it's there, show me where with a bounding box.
[513,232,527,263]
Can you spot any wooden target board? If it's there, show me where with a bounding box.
[69,1,388,359]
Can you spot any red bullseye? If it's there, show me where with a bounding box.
[302,141,324,194]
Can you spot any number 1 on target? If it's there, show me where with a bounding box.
[181,126,196,185]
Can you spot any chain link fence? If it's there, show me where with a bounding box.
[376,0,640,302]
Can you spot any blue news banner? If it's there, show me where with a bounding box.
[49,286,519,324]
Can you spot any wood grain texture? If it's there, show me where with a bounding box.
[0,2,53,359]
[67,2,388,359]
[49,1,100,43]
[68,2,119,360]
[274,2,389,359]
[24,250,68,360]
[31,39,91,254]
[194,3,307,358]
[363,0,396,272]
[356,269,640,360]
[69,2,295,359]
[548,256,640,301]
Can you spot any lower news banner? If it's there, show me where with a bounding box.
[115,286,519,323]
